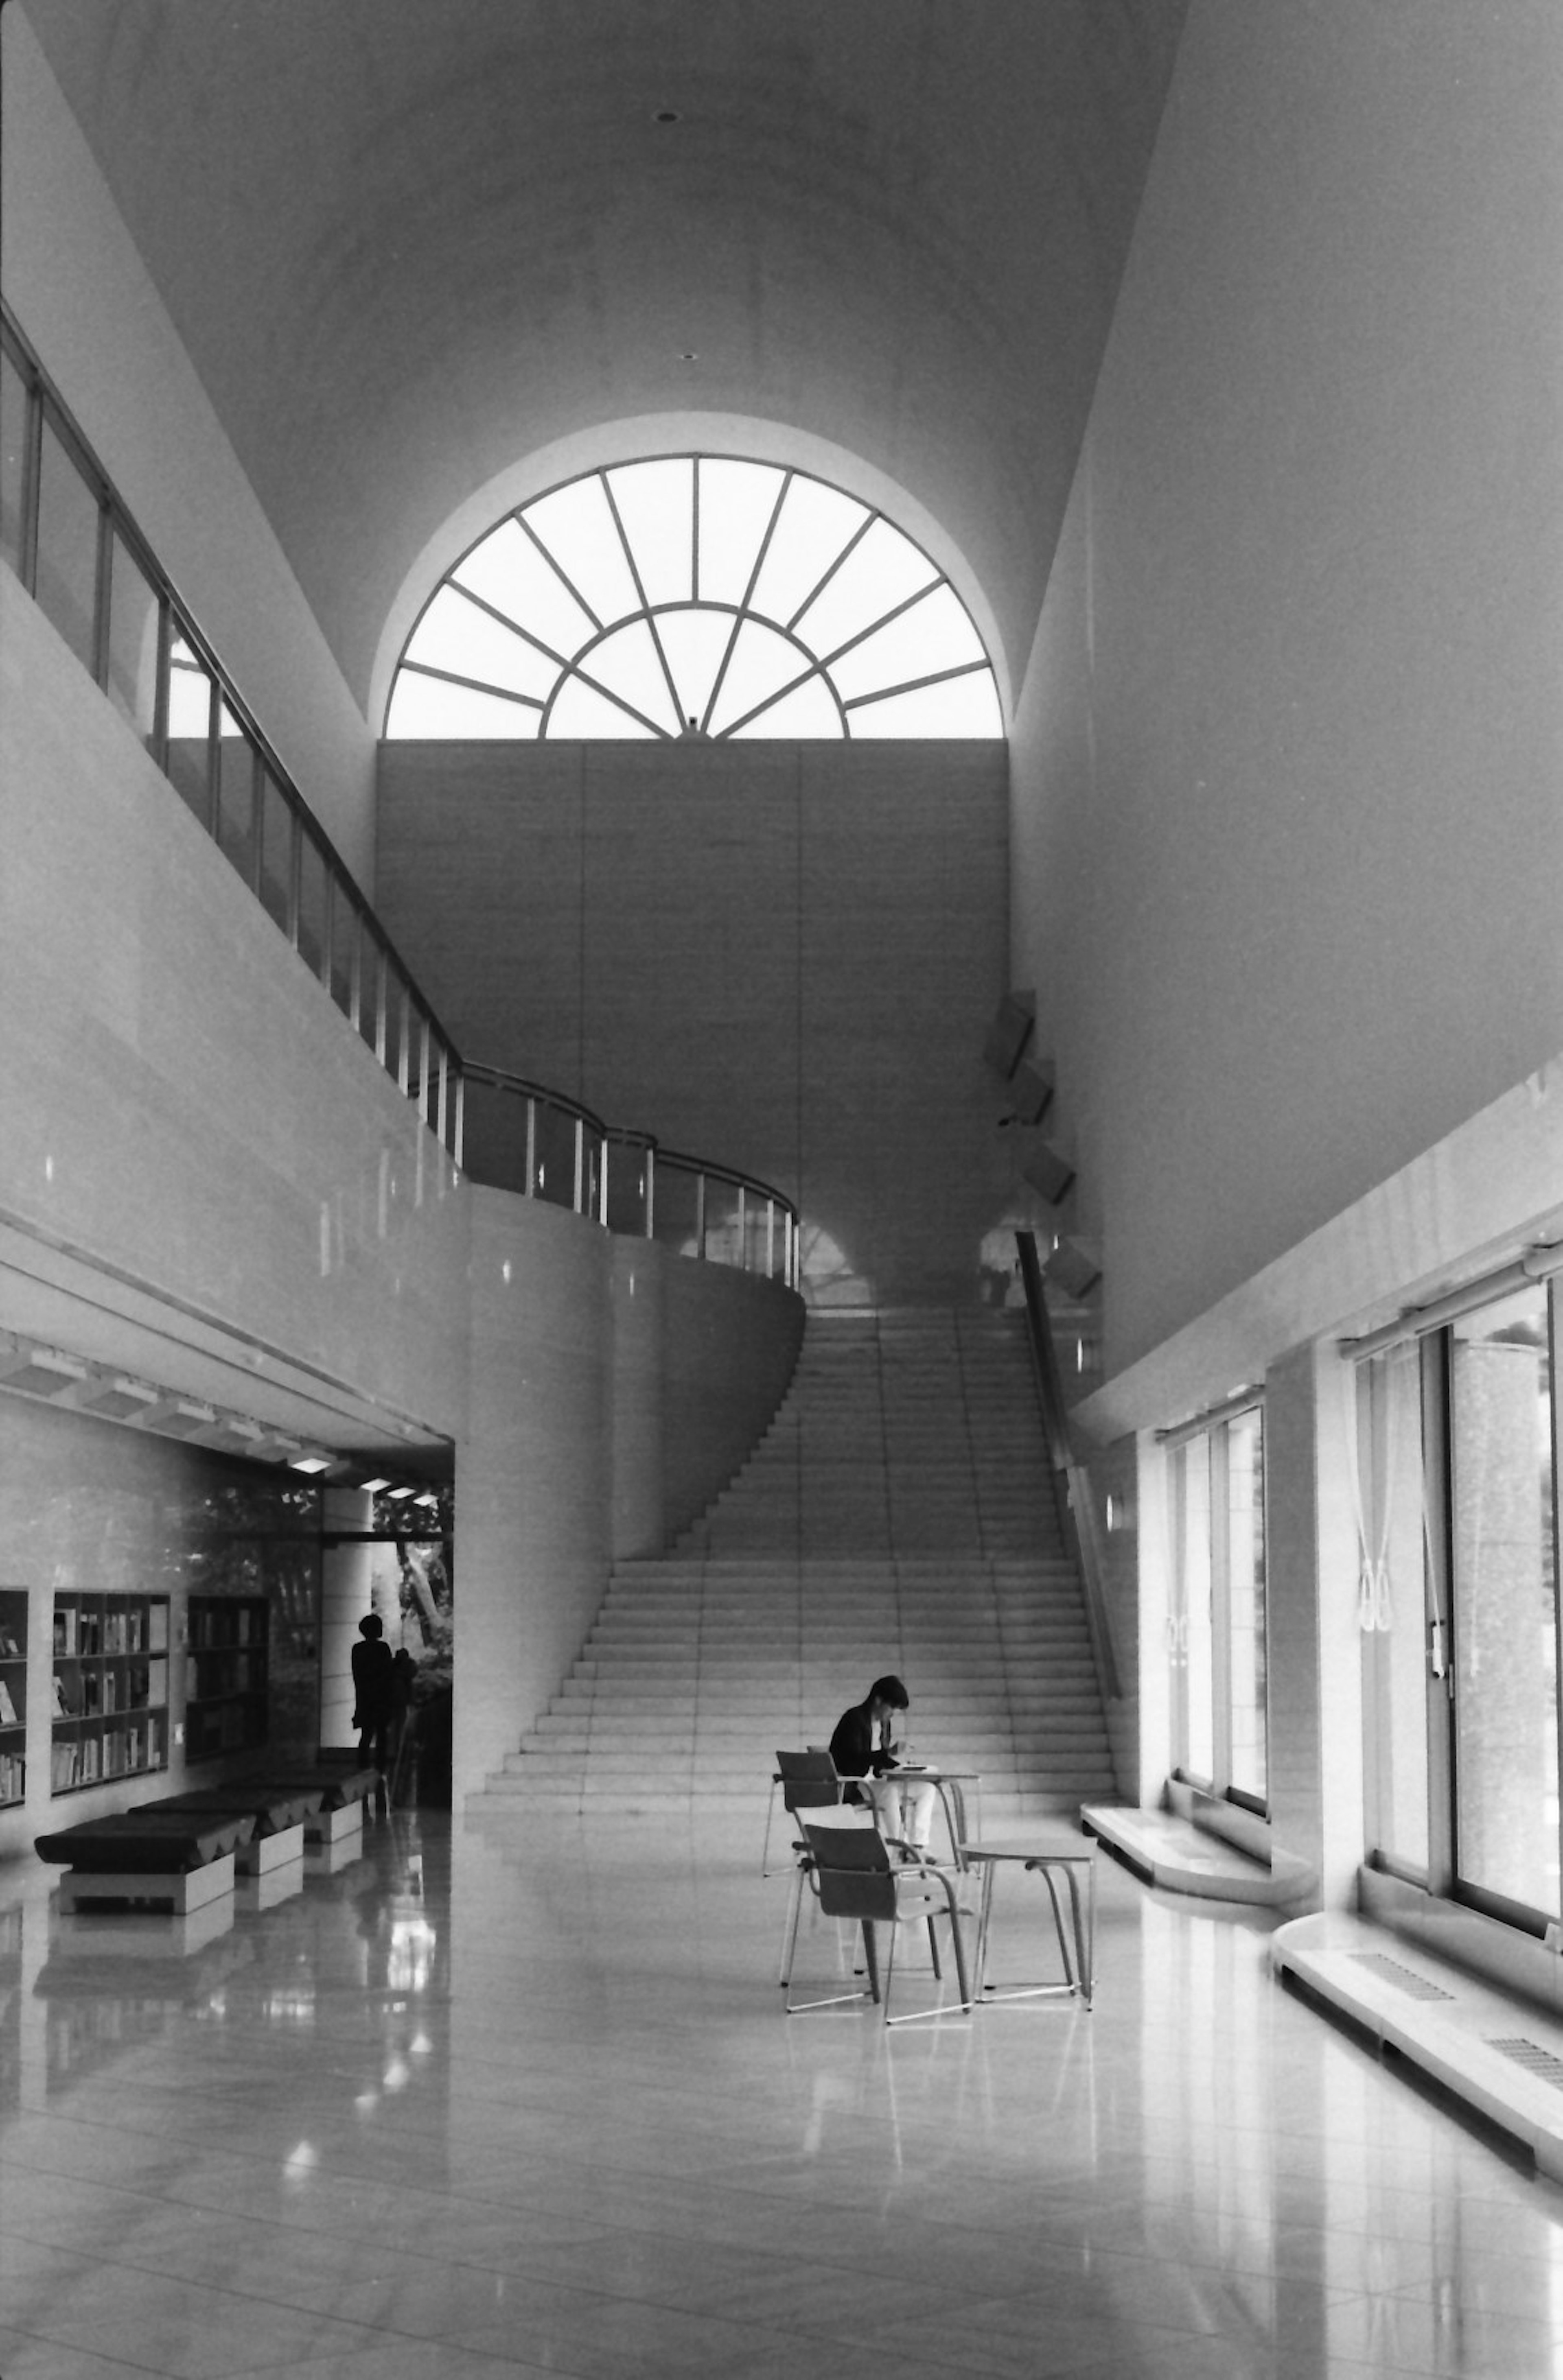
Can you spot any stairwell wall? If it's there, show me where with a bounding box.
[458,1198,805,1799]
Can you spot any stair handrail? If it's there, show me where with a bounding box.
[462,1059,800,1287]
[1015,1230,1123,1703]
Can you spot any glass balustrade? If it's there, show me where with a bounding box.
[2,304,797,1285]
[464,1072,797,1284]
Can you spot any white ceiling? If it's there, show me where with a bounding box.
[21,0,1186,716]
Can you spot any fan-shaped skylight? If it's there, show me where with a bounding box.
[386,457,1003,740]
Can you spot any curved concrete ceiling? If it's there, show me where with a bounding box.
[21,0,1186,717]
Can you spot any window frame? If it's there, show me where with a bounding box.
[387,454,1004,743]
[1166,1397,1270,1815]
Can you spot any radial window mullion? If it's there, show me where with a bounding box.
[701,468,794,733]
[843,657,989,710]
[550,647,677,741]
[600,476,685,730]
[817,575,942,676]
[400,658,545,716]
[447,578,576,675]
[517,513,603,634]
[784,509,875,636]
[718,651,832,740]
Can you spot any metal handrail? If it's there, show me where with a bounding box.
[2,300,801,1290]
[1015,1230,1123,1703]
[462,1062,799,1287]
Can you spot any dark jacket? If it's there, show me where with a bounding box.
[829,1698,898,1803]
[352,1636,395,1725]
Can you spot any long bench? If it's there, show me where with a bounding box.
[35,1766,382,1910]
[34,1810,252,1913]
[145,1783,325,1875]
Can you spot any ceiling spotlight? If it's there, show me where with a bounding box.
[654,107,681,124]
[679,350,698,363]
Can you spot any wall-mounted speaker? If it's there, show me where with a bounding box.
[1022,1141,1075,1205]
[1007,1059,1054,1126]
[1044,1237,1102,1298]
[983,989,1035,1080]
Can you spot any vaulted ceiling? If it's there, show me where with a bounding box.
[20,0,1186,718]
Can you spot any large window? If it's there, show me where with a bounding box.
[386,457,1003,741]
[1169,1403,1268,1807]
[1450,1283,1557,1921]
[1358,1269,1562,1932]
[1356,1344,1432,1875]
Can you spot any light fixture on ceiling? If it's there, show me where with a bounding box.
[357,1476,392,1495]
[386,1485,417,1500]
[0,1338,89,1398]
[142,1394,219,1438]
[287,1452,334,1475]
[74,1375,160,1423]
[653,107,681,123]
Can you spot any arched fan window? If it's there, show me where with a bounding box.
[385,457,1003,739]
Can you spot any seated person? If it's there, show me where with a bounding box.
[828,1673,938,1858]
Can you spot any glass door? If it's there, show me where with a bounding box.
[1448,1281,1559,1926]
[1169,1404,1268,1805]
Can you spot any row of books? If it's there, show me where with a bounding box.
[0,1750,22,1805]
[0,1681,19,1727]
[50,1721,164,1791]
[53,1658,169,1719]
[51,1602,169,1659]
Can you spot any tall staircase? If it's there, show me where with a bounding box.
[470,1307,1117,1824]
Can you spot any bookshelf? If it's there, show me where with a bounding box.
[186,1596,269,1760]
[0,1588,25,1808]
[50,1591,170,1795]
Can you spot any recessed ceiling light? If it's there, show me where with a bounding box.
[679,350,698,363]
[654,108,681,124]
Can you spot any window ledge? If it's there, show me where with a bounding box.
[1273,1892,1563,2180]
[1081,1801,1313,1906]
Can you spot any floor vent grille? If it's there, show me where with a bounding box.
[1348,1952,1456,2002]
[1486,2037,1563,2091]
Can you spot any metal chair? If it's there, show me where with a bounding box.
[762,1746,843,1877]
[783,1819,976,2025]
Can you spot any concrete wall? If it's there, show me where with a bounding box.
[0,8,378,883]
[376,738,1013,1305]
[2,573,805,1821]
[659,1250,804,1544]
[456,1202,802,1800]
[1010,0,1563,1384]
[0,570,470,1444]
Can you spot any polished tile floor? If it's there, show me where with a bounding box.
[4,1808,1563,2378]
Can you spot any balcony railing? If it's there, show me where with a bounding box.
[2,304,799,1288]
[462,1066,798,1287]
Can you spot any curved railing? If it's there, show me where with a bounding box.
[461,1064,799,1287]
[3,306,797,1289]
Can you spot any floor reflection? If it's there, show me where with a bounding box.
[0,1809,1562,2375]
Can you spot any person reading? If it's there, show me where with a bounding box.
[828,1673,938,1858]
